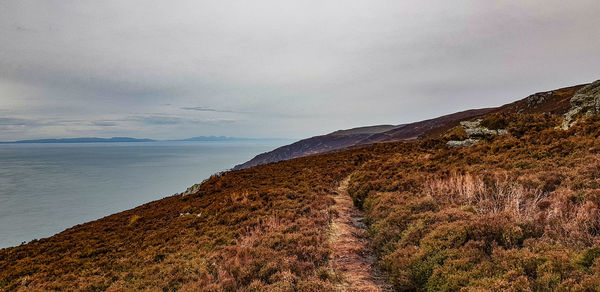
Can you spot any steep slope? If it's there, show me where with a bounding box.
[357,108,494,144]
[2,80,600,291]
[3,80,600,291]
[494,83,587,115]
[233,109,492,170]
[233,125,400,170]
[419,83,587,139]
[236,83,589,170]
[0,147,383,291]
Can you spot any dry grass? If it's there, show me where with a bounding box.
[426,173,600,247]
[347,114,600,290]
[425,173,547,221]
[3,113,600,291]
[0,143,380,291]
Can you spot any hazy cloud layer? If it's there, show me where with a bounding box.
[180,107,248,114]
[1,0,599,140]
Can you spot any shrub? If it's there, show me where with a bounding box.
[443,126,468,140]
[480,113,508,130]
[577,247,600,269]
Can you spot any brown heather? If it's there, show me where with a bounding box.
[0,147,377,291]
[2,113,600,291]
[348,114,600,291]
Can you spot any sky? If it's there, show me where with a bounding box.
[1,0,599,141]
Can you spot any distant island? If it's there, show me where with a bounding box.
[0,136,287,144]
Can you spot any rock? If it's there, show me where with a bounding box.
[562,80,600,129]
[180,184,202,196]
[525,91,552,107]
[448,118,508,148]
[447,138,479,148]
[460,119,508,137]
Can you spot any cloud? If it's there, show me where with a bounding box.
[130,115,237,126]
[0,118,37,126]
[1,0,599,140]
[90,121,117,127]
[0,117,116,128]
[133,115,183,125]
[180,106,248,114]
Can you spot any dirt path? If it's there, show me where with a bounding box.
[329,178,392,292]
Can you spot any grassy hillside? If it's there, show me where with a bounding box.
[234,108,494,170]
[348,113,600,290]
[234,84,587,171]
[3,82,600,291]
[0,147,380,291]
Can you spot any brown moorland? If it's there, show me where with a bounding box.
[2,81,600,291]
[234,84,586,171]
[0,144,386,291]
[348,113,600,290]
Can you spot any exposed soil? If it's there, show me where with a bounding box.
[329,178,392,292]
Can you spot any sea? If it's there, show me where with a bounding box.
[0,140,288,248]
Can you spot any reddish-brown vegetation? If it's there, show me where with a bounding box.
[236,83,587,171]
[3,97,600,290]
[0,148,386,291]
[348,114,600,290]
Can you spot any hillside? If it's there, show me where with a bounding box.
[234,83,588,170]
[2,80,600,291]
[233,125,400,170]
[356,108,495,144]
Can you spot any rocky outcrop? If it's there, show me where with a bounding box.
[461,120,508,137]
[447,138,479,148]
[447,119,507,148]
[179,183,203,196]
[494,84,586,116]
[562,80,600,129]
[519,92,553,113]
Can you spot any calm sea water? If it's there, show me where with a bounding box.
[0,141,287,248]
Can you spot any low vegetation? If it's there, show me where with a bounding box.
[2,111,600,290]
[348,114,600,290]
[0,147,387,291]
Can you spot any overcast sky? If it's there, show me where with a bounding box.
[1,0,599,140]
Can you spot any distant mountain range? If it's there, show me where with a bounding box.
[0,136,279,144]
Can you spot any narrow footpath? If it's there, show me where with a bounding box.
[329,178,393,292]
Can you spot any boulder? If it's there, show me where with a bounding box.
[461,119,508,137]
[180,183,202,196]
[447,119,507,147]
[447,138,479,148]
[562,80,600,129]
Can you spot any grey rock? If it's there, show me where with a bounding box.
[460,119,507,137]
[562,80,600,129]
[497,129,508,135]
[447,138,479,148]
[180,183,202,196]
[449,117,508,148]
[526,91,552,107]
